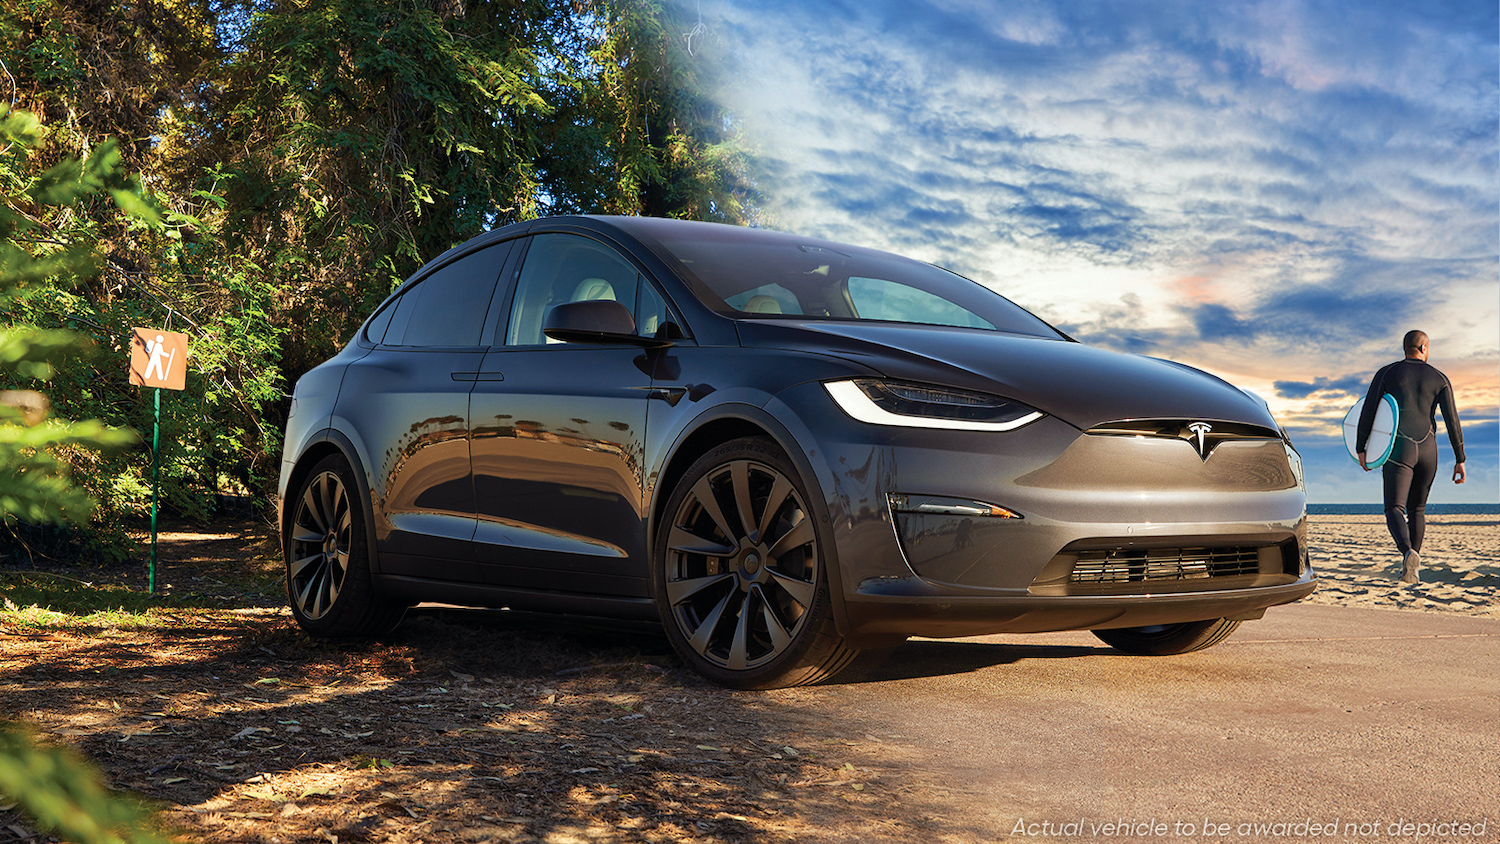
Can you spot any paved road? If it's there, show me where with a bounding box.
[789,603,1499,843]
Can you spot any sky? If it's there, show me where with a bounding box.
[700,0,1498,504]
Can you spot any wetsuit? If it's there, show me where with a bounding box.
[1356,359,1465,555]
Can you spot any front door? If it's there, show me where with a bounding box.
[469,233,673,597]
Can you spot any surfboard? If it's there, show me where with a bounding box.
[1342,394,1398,468]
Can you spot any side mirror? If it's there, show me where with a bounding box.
[543,300,667,346]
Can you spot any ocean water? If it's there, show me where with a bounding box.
[1308,503,1500,515]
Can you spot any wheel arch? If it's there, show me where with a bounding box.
[282,429,384,579]
[649,404,855,639]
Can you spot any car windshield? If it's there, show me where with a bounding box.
[644,225,1063,339]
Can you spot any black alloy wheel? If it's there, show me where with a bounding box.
[285,454,405,637]
[1091,618,1242,655]
[654,438,858,689]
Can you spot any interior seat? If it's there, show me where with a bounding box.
[571,277,616,302]
[744,294,782,314]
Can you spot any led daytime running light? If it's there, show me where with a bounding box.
[825,380,1044,432]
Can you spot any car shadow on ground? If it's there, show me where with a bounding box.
[409,607,1118,687]
[409,607,1119,687]
[1,603,1013,844]
[839,638,1111,684]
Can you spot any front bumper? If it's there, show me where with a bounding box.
[841,577,1316,641]
[767,382,1316,643]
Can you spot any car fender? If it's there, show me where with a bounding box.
[650,400,860,642]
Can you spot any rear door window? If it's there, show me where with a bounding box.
[383,243,510,347]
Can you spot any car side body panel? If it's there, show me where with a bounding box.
[340,344,485,572]
[468,343,655,595]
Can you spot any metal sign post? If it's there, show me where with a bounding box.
[129,328,189,593]
[151,387,160,592]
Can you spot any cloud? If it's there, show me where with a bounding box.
[1053,293,1182,354]
[1273,374,1369,400]
[1243,278,1431,346]
[1003,182,1147,254]
[1185,302,1257,342]
[1459,418,1498,458]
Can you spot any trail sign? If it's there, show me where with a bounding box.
[128,326,189,594]
[129,328,188,391]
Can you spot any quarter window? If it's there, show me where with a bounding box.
[363,298,398,344]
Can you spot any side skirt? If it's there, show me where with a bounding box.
[378,575,661,621]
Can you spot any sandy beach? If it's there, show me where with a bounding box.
[1304,513,1499,617]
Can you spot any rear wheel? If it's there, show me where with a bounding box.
[1092,618,1241,655]
[285,454,405,637]
[653,438,859,689]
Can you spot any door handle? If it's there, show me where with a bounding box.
[451,371,505,382]
[648,387,687,406]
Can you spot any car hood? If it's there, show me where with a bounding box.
[736,320,1276,431]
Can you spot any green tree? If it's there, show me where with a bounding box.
[200,0,760,373]
[1,0,763,547]
[558,0,761,223]
[3,1,290,539]
[0,105,140,525]
[202,0,568,373]
[0,104,167,844]
[0,722,171,844]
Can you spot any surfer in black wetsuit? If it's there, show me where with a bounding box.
[1356,330,1466,584]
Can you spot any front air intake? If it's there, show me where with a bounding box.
[1069,546,1262,584]
[1028,538,1301,596]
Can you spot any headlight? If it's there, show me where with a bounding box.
[1284,442,1305,490]
[1240,387,1304,489]
[824,379,1044,432]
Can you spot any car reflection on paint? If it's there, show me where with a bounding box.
[278,215,1315,689]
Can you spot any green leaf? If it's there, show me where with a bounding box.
[109,189,162,225]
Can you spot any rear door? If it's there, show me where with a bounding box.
[335,240,514,580]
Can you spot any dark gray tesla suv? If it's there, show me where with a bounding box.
[279,215,1315,688]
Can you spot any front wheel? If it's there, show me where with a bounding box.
[653,438,859,689]
[285,454,405,637]
[1092,618,1242,655]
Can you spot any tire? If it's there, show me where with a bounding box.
[1092,618,1242,655]
[285,454,405,637]
[652,437,860,689]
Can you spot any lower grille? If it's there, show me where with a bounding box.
[1069,546,1262,585]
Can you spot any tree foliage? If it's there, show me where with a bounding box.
[202,0,569,370]
[0,105,168,843]
[0,721,171,844]
[0,105,140,528]
[0,0,760,557]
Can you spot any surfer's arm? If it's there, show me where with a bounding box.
[1437,376,1465,466]
[1354,366,1387,454]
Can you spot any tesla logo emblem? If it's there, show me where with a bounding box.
[1188,422,1214,461]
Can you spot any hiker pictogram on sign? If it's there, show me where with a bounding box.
[129,328,188,391]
